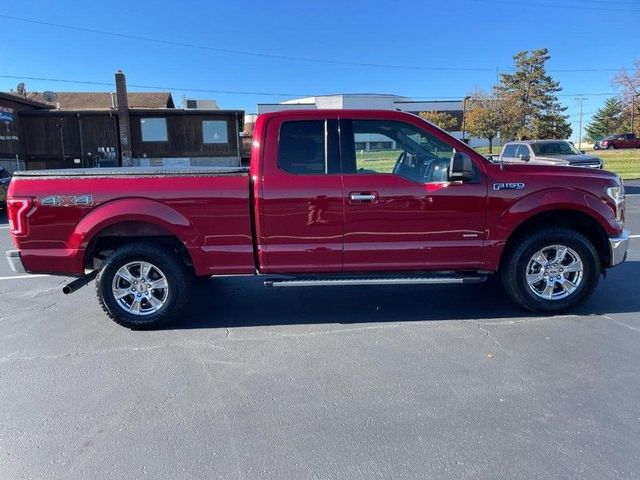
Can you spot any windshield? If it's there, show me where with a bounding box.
[530,141,581,156]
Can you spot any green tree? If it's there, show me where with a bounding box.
[464,91,504,153]
[585,97,626,140]
[495,48,572,139]
[419,111,458,131]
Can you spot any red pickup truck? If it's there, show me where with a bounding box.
[598,133,640,150]
[5,110,630,329]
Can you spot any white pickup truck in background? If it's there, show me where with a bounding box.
[494,140,603,169]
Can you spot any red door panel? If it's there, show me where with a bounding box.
[342,174,486,271]
[339,117,487,272]
[256,117,344,273]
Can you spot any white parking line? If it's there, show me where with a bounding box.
[630,235,640,239]
[0,274,50,281]
[0,226,9,229]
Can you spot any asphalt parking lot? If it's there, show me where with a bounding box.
[1,182,640,480]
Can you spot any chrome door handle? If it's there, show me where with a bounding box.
[350,193,377,202]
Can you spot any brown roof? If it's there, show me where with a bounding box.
[0,92,51,108]
[20,91,175,110]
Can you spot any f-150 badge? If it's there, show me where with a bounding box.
[41,195,94,207]
[493,183,525,191]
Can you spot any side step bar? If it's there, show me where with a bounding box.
[265,273,488,288]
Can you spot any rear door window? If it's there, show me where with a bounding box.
[278,120,340,175]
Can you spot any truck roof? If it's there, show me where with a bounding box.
[257,109,423,121]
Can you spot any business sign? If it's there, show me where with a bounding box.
[0,107,15,122]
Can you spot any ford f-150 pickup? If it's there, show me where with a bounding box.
[5,110,630,329]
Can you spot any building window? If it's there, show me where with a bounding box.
[140,118,168,142]
[202,120,228,144]
[369,141,393,151]
[354,142,366,151]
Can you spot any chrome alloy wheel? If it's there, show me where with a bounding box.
[525,245,584,300]
[111,261,169,315]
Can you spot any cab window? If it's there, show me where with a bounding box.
[502,145,517,158]
[278,120,340,175]
[515,144,531,159]
[341,119,454,183]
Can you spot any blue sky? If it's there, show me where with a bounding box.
[1,0,639,141]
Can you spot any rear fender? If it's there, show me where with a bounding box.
[69,198,197,251]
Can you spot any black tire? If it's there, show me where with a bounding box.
[607,144,615,150]
[500,228,600,313]
[96,242,191,329]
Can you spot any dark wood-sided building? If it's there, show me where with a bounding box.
[0,72,244,171]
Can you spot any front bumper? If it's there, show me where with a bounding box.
[6,250,26,274]
[609,229,630,267]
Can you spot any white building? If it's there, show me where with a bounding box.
[257,94,489,148]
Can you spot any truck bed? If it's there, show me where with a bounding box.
[8,167,255,276]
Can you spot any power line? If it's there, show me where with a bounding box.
[0,74,625,102]
[470,0,640,13]
[573,0,640,5]
[0,14,495,73]
[0,14,631,74]
[0,75,307,97]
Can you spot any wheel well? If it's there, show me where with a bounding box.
[84,221,193,272]
[501,210,610,269]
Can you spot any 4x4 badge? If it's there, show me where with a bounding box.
[41,195,94,207]
[493,183,525,191]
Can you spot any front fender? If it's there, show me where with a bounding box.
[482,187,619,270]
[501,187,617,236]
[69,198,197,251]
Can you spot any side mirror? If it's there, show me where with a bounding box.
[518,154,530,161]
[448,152,475,182]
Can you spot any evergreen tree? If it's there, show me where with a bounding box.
[496,48,572,139]
[585,98,626,141]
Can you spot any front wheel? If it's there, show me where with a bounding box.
[96,242,191,329]
[500,228,600,313]
[607,144,615,150]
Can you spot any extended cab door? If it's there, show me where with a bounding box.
[339,117,487,271]
[256,116,344,273]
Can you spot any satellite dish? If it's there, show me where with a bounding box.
[42,91,58,102]
[16,82,26,95]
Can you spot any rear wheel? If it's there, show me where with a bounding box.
[500,228,600,313]
[96,242,191,329]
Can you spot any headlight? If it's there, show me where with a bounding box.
[606,184,625,221]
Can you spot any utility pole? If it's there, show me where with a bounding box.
[575,97,587,150]
[632,93,640,135]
